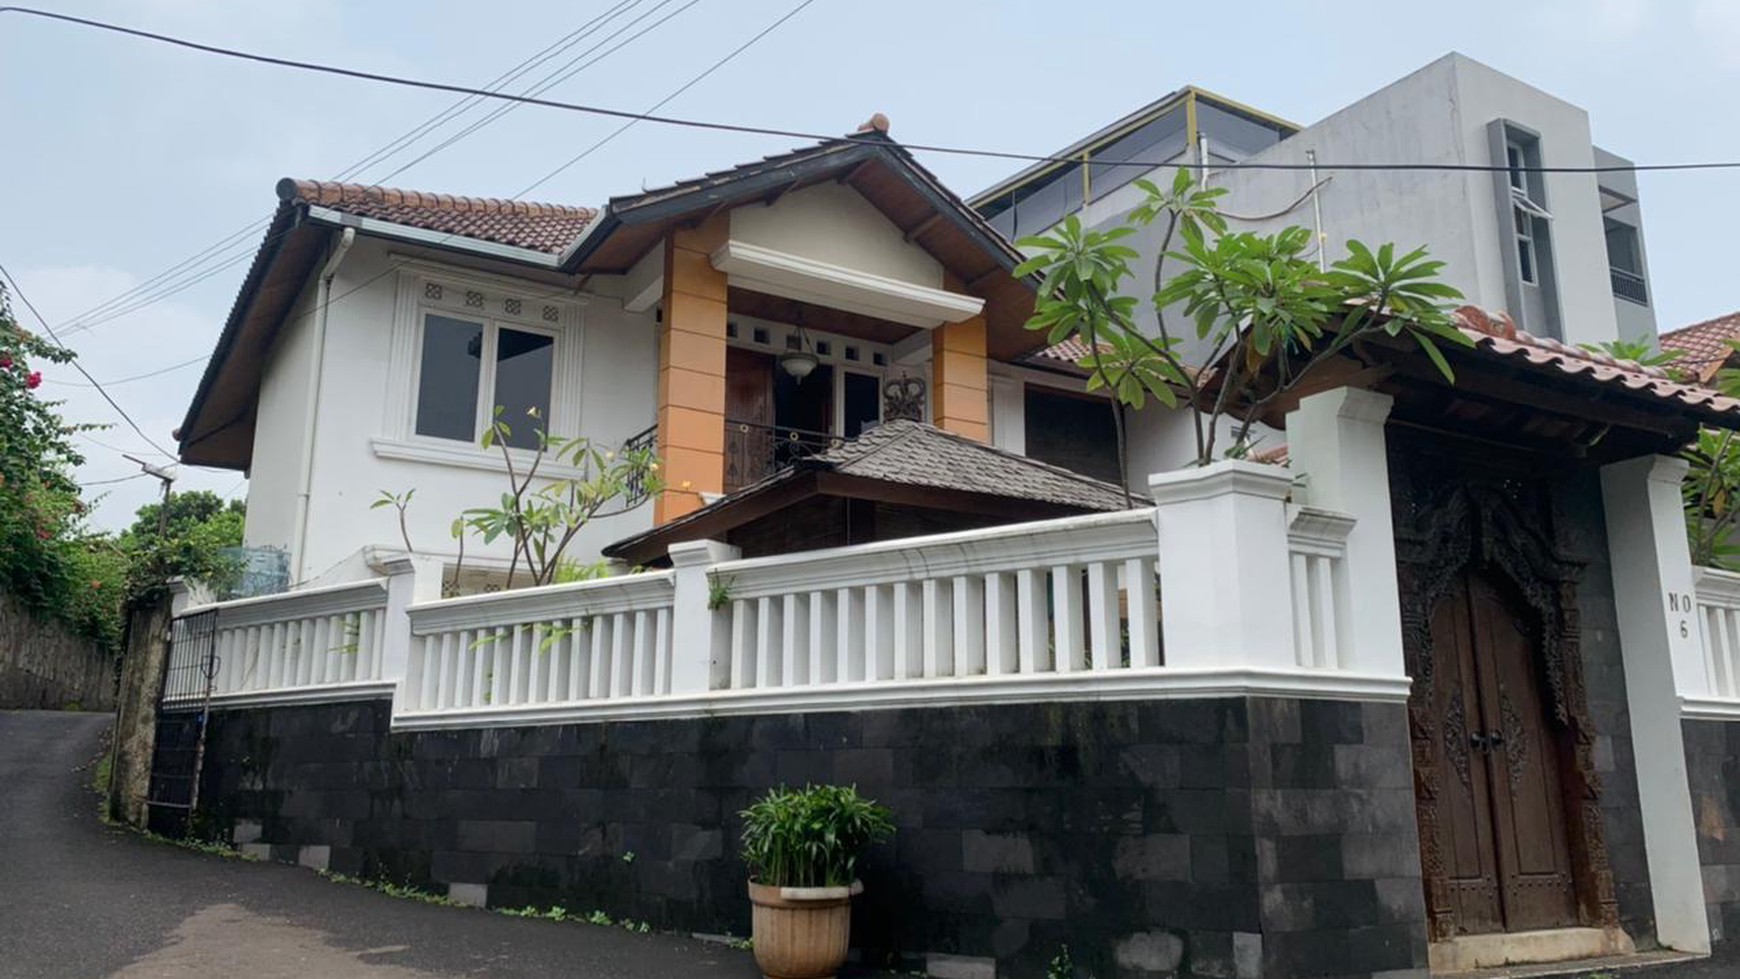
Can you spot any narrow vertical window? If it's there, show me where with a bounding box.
[492,328,554,449]
[414,314,483,441]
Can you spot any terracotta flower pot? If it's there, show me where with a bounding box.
[747,880,862,979]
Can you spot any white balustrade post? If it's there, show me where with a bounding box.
[167,577,212,618]
[1600,454,1709,953]
[1150,461,1296,672]
[380,555,443,698]
[1285,386,1403,677]
[668,539,741,694]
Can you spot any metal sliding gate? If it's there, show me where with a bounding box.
[145,609,219,835]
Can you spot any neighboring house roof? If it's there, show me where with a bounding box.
[281,179,597,254]
[1660,311,1740,384]
[1031,336,1102,365]
[604,420,1133,565]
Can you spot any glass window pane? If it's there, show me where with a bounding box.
[843,371,880,439]
[493,328,555,450]
[415,314,483,442]
[1518,238,1536,284]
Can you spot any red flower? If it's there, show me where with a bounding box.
[25,371,41,390]
[0,354,11,369]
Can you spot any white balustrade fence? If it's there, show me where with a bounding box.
[710,509,1162,692]
[160,463,1394,726]
[163,580,390,706]
[1694,566,1740,699]
[1287,507,1356,670]
[400,572,675,716]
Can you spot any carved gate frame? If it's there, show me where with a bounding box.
[1389,437,1620,941]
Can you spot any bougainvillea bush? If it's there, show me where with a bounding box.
[0,285,126,647]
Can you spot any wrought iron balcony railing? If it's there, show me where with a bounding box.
[724,420,843,492]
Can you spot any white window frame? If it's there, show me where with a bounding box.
[380,259,584,464]
[410,311,560,448]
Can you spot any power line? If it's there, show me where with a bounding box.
[5,5,1739,176]
[374,0,700,186]
[81,472,152,487]
[49,0,665,339]
[518,0,822,197]
[0,263,178,459]
[43,354,206,388]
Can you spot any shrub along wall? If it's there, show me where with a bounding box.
[174,695,1430,979]
[0,588,115,710]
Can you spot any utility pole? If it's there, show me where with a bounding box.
[124,454,176,536]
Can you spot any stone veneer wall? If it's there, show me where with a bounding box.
[173,696,1428,979]
[1684,718,1740,949]
[1562,472,1657,942]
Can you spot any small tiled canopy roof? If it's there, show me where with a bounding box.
[1660,311,1740,384]
[804,420,1131,509]
[279,179,598,254]
[604,421,1132,565]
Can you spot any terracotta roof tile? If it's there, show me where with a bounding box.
[1032,336,1106,364]
[1452,305,1740,418]
[1660,312,1740,383]
[278,179,597,255]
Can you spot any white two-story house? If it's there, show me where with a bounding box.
[178,119,1141,591]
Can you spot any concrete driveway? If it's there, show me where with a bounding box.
[0,710,794,979]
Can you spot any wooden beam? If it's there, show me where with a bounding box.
[1371,347,1691,439]
[902,212,945,243]
[837,159,876,188]
[761,179,802,208]
[611,473,818,567]
[965,266,1003,291]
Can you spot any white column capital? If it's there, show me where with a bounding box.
[1297,385,1394,424]
[1148,459,1294,506]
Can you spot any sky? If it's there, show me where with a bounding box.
[4,0,1739,531]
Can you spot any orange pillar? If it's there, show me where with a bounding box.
[931,314,989,441]
[655,215,729,524]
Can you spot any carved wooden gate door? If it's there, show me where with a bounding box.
[1392,433,1621,941]
[1430,569,1578,934]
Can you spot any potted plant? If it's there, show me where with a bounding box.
[739,784,895,979]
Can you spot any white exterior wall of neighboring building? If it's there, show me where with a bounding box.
[257,236,659,587]
[1187,54,1620,348]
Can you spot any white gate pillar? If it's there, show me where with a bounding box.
[668,539,740,694]
[1150,461,1297,672]
[1601,454,1710,953]
[1285,387,1406,679]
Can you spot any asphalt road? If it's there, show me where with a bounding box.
[0,710,791,979]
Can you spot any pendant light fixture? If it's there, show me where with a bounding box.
[779,318,819,381]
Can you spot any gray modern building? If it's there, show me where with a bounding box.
[973,53,1657,350]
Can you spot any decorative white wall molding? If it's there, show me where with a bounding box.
[391,666,1413,731]
[710,240,983,328]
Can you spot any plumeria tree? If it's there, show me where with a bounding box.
[1015,169,1470,488]
[456,407,662,589]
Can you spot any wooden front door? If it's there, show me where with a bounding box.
[1429,568,1578,935]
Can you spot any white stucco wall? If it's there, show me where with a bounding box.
[729,182,944,288]
[277,237,657,585]
[243,272,319,556]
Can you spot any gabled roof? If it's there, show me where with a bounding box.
[280,179,596,254]
[181,121,1046,469]
[604,420,1133,565]
[1661,311,1740,384]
